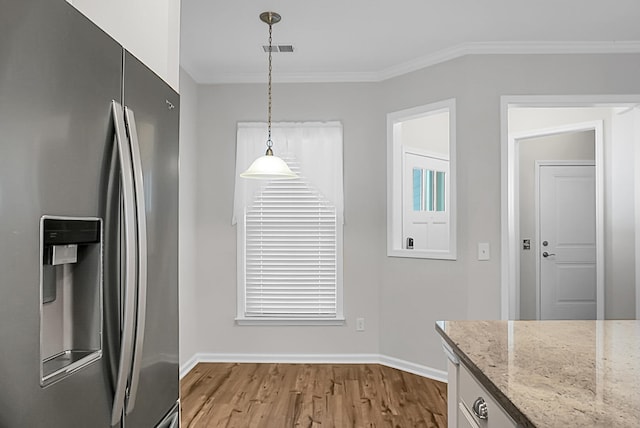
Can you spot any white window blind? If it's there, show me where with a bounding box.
[244,158,338,317]
[234,122,344,323]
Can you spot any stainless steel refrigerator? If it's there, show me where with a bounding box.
[0,1,179,427]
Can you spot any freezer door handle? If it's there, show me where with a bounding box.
[110,101,139,426]
[124,106,148,415]
[156,402,180,428]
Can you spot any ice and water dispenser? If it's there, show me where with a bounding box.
[40,216,103,386]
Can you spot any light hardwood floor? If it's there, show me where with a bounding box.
[181,363,447,427]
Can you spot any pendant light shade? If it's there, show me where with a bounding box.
[240,151,298,179]
[240,11,297,180]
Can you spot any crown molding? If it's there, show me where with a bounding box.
[189,41,640,85]
[189,70,380,84]
[378,41,640,81]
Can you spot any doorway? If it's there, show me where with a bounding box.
[507,119,603,320]
[515,125,598,319]
[502,97,640,321]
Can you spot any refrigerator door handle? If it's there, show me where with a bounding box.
[124,106,148,414]
[156,402,180,428]
[110,101,139,426]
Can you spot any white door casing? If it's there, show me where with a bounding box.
[635,108,640,320]
[501,99,615,321]
[538,163,596,320]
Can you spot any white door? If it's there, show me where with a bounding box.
[539,164,596,319]
[402,150,449,251]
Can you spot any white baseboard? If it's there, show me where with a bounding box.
[180,353,447,383]
[378,354,447,383]
[180,354,201,379]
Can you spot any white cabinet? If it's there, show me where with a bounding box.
[443,342,517,428]
[66,0,180,92]
[457,364,516,428]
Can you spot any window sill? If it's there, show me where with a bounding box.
[387,248,457,260]
[235,317,346,326]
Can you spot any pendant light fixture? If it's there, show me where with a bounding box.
[240,11,297,179]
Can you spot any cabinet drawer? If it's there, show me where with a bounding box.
[458,401,481,428]
[458,364,516,428]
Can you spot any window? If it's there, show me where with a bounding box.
[233,122,344,324]
[387,99,457,259]
[412,166,446,212]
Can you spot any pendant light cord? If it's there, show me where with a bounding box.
[240,11,296,179]
[266,20,274,154]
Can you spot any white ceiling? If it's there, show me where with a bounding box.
[180,0,640,84]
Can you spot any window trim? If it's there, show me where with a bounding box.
[387,98,457,260]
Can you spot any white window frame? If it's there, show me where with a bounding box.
[235,123,344,325]
[387,98,457,260]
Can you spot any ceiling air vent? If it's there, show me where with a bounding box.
[262,45,295,53]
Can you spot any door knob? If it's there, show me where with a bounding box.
[542,251,556,258]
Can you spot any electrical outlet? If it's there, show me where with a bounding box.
[478,242,490,261]
[356,318,365,332]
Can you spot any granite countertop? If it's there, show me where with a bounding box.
[436,320,640,428]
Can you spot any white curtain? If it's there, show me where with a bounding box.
[233,121,344,225]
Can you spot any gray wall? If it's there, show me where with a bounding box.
[181,82,382,360]
[518,131,595,319]
[610,110,638,319]
[179,69,199,365]
[179,53,640,372]
[378,54,640,370]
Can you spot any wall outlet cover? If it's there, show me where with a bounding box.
[478,242,490,261]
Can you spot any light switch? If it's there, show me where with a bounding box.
[478,243,490,261]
